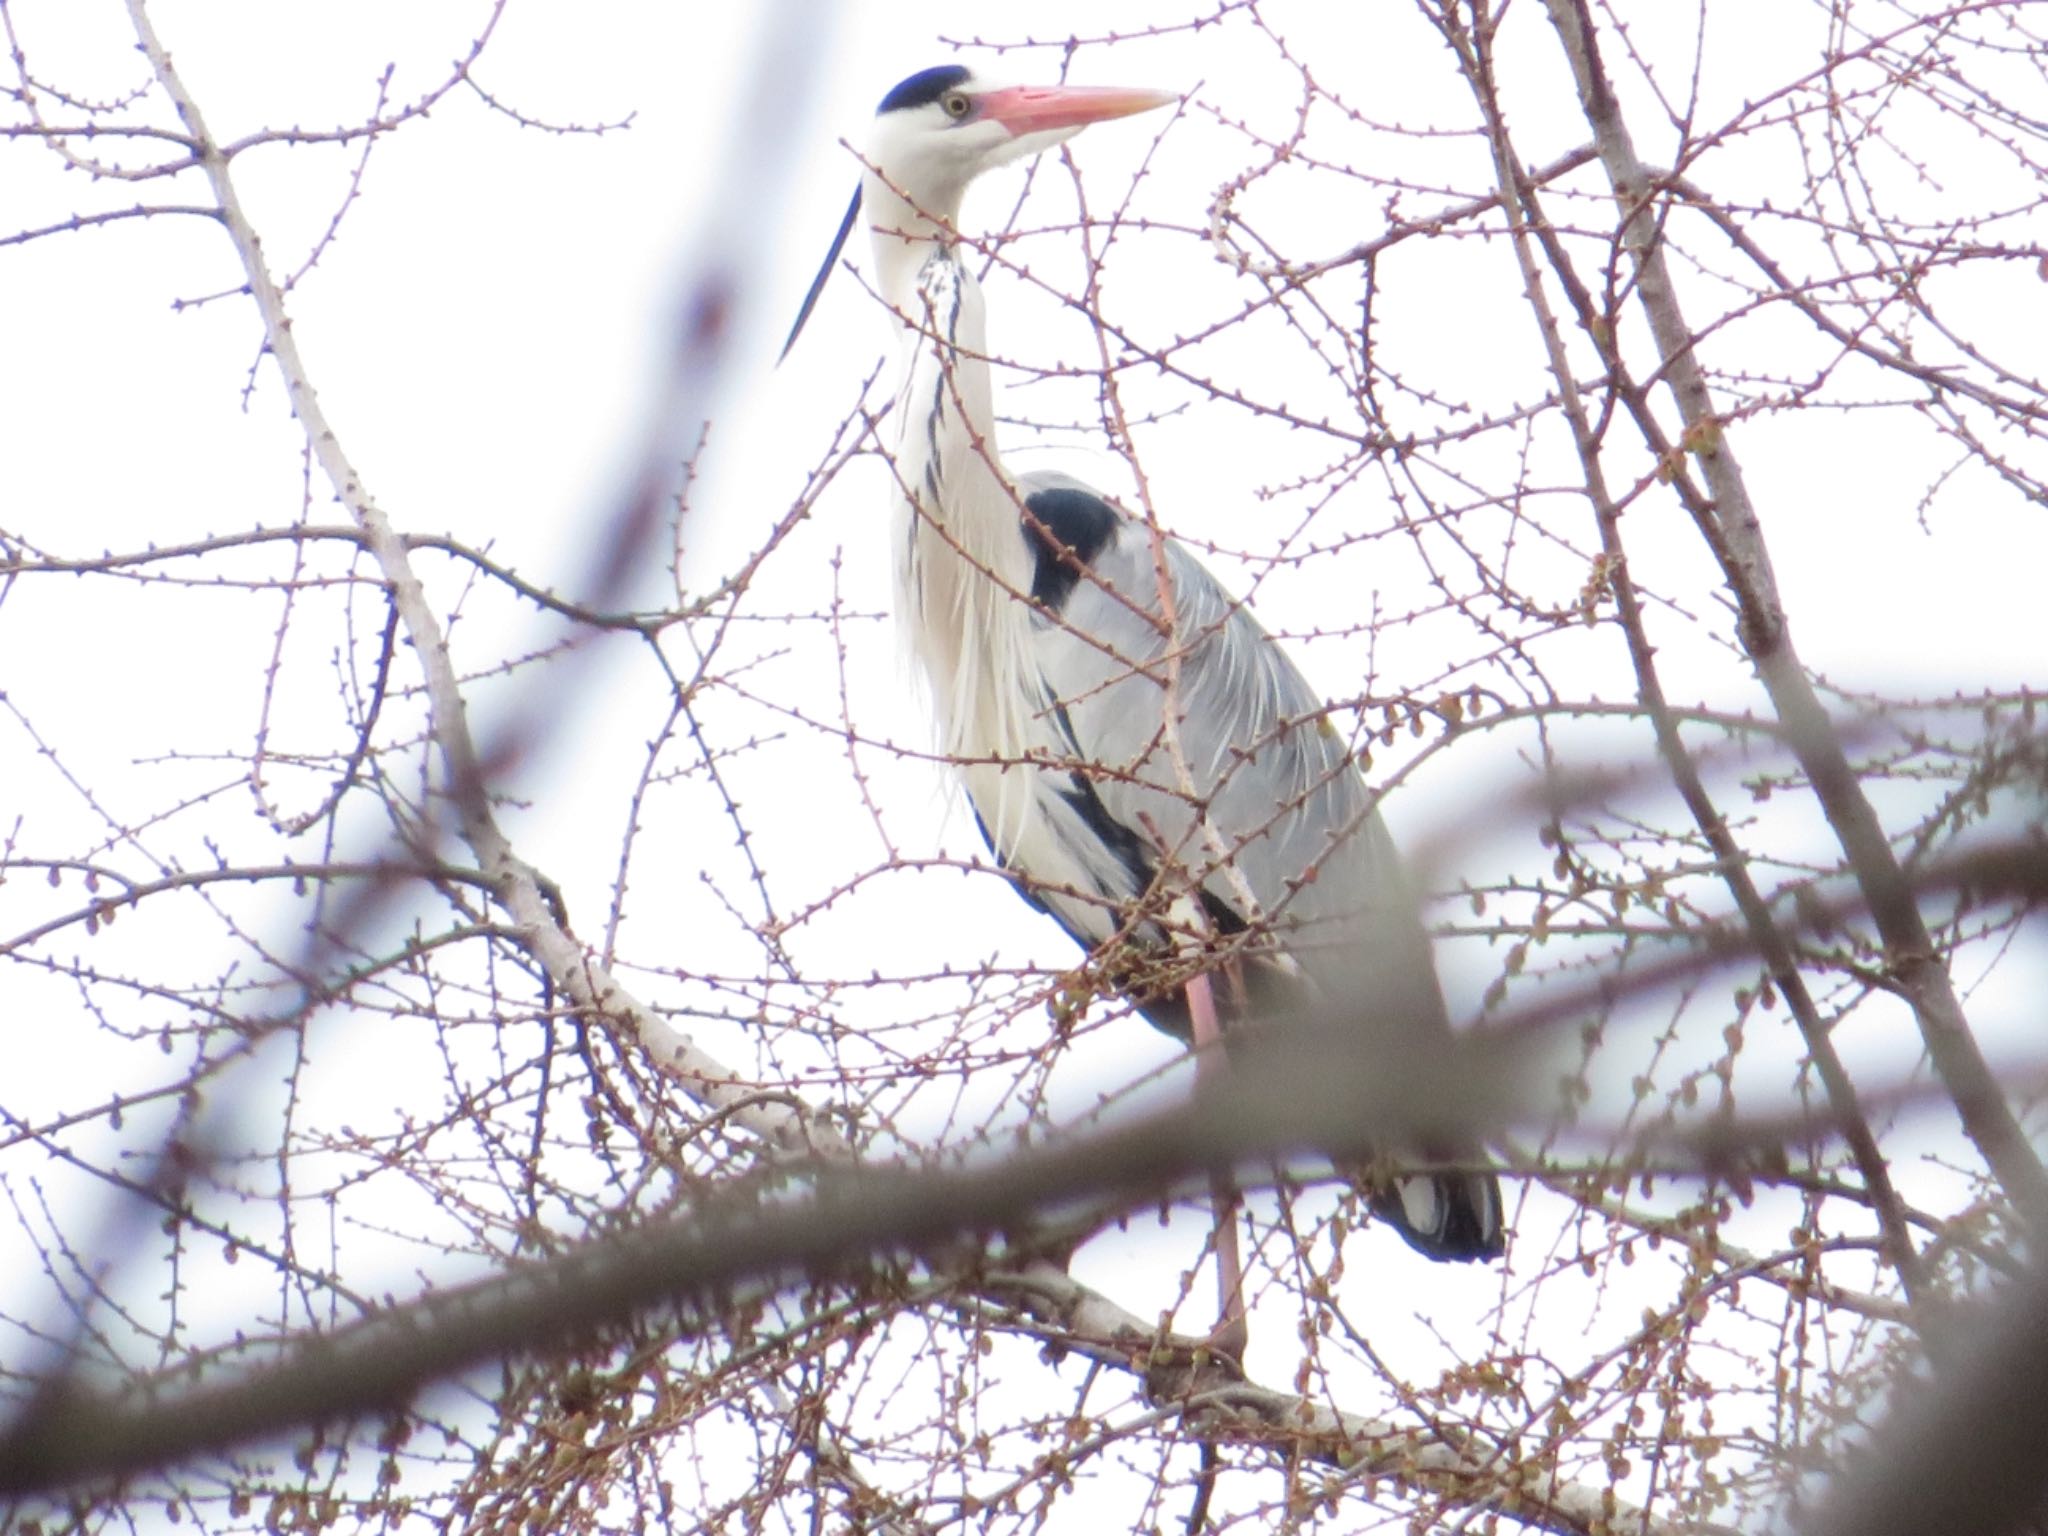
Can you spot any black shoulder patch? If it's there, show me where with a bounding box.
[1023,485,1119,609]
[877,65,973,115]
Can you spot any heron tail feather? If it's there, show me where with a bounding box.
[1370,1166,1505,1263]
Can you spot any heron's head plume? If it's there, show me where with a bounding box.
[780,65,1173,360]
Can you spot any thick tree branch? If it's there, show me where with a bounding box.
[1440,0,1931,1308]
[0,1035,1683,1535]
[118,0,845,1163]
[1537,0,2048,1227]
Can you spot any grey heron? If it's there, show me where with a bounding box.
[788,64,1504,1277]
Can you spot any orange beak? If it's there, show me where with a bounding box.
[976,84,1179,137]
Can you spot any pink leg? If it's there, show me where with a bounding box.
[1186,970,1248,1360]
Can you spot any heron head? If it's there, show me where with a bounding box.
[865,64,1177,224]
[778,64,1174,361]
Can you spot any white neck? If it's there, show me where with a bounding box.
[861,170,953,325]
[865,170,1048,854]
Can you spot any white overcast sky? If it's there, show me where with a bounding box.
[6,0,2042,1158]
[3,4,2045,1519]
[7,0,2044,1235]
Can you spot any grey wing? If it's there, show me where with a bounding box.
[1017,472,1452,1038]
[1015,473,1506,1261]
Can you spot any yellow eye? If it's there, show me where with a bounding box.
[941,92,972,120]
